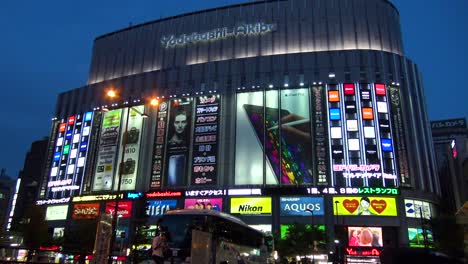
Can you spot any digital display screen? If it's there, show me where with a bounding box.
[184,198,222,211]
[408,228,434,248]
[348,227,383,247]
[333,197,397,216]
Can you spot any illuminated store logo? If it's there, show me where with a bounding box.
[161,22,276,48]
[346,247,381,256]
[72,193,124,202]
[146,191,182,198]
[230,197,272,215]
[36,198,70,205]
[333,164,397,180]
[358,187,399,195]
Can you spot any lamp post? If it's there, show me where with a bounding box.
[305,209,315,264]
[105,90,157,264]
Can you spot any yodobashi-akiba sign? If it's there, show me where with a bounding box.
[161,22,276,48]
[280,197,324,216]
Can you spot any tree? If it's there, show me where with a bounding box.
[274,223,327,260]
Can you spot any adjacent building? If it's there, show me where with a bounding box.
[36,0,441,262]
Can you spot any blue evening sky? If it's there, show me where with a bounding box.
[0,0,466,178]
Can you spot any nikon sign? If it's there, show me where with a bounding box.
[230,197,272,215]
[161,22,276,48]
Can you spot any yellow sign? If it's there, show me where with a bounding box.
[230,197,272,215]
[333,197,397,216]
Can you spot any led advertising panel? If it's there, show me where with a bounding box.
[93,109,123,191]
[115,106,145,191]
[280,225,325,239]
[147,200,177,217]
[72,203,100,219]
[230,197,272,215]
[150,101,169,188]
[191,95,221,185]
[45,205,69,221]
[105,200,133,218]
[184,198,222,211]
[312,86,328,184]
[46,112,94,199]
[408,228,434,248]
[348,227,383,247]
[333,197,397,216]
[165,99,193,186]
[235,89,313,185]
[279,197,324,216]
[404,199,432,219]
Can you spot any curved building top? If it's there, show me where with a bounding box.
[88,0,403,84]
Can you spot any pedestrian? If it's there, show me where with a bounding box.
[152,232,167,264]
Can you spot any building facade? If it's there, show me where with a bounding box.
[38,0,441,262]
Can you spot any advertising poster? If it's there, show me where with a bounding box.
[191,95,220,185]
[408,228,434,248]
[279,197,324,216]
[333,197,397,216]
[72,203,100,219]
[115,106,145,191]
[235,89,313,185]
[150,101,169,188]
[45,205,69,221]
[93,109,123,191]
[312,86,328,184]
[165,99,193,186]
[147,199,178,216]
[184,198,222,211]
[105,200,133,218]
[404,199,432,219]
[230,197,272,215]
[348,227,383,247]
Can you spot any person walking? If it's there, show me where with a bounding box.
[152,232,167,264]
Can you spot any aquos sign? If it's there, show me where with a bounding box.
[280,197,324,216]
[161,22,276,48]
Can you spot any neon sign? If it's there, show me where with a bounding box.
[185,189,226,197]
[36,198,70,205]
[358,187,399,195]
[346,247,381,256]
[146,191,182,198]
[161,22,276,48]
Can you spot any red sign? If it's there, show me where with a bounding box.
[72,203,100,219]
[146,191,182,198]
[40,245,60,251]
[375,84,386,96]
[346,247,381,256]
[344,83,355,95]
[105,201,133,218]
[68,115,76,125]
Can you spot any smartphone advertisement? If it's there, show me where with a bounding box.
[115,106,145,191]
[279,197,324,216]
[235,88,313,185]
[151,101,169,188]
[348,227,383,247]
[191,95,220,185]
[184,198,222,211]
[93,109,123,191]
[165,99,193,186]
[333,197,397,216]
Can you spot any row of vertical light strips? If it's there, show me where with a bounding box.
[326,83,397,187]
[49,112,93,198]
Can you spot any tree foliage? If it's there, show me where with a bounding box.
[274,223,327,259]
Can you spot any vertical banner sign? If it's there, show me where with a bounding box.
[312,86,328,185]
[165,99,193,186]
[191,95,220,185]
[151,101,169,188]
[115,106,145,191]
[92,109,123,191]
[389,86,409,186]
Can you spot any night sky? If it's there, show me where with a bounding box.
[1,0,467,179]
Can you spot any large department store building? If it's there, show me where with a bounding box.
[37,0,441,262]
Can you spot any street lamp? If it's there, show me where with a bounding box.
[305,209,315,264]
[105,91,158,264]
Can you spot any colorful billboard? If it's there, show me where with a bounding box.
[230,197,272,215]
[333,197,397,216]
[147,200,177,217]
[408,228,434,248]
[235,88,313,185]
[404,199,433,219]
[279,197,324,216]
[165,99,193,186]
[105,200,133,218]
[45,205,69,221]
[184,198,222,211]
[72,203,100,219]
[191,95,221,185]
[150,101,169,188]
[348,227,383,247]
[115,106,145,191]
[93,109,122,191]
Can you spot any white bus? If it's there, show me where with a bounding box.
[159,209,270,264]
